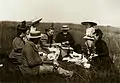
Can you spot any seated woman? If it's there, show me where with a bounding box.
[82,28,113,71]
[9,23,27,64]
[92,29,113,70]
[19,31,73,77]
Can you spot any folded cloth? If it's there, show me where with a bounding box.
[47,53,56,61]
[62,53,90,68]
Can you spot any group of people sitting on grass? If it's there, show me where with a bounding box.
[9,20,113,77]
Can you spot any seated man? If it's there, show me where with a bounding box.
[9,22,27,64]
[55,25,75,47]
[19,31,73,77]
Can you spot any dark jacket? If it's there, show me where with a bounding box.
[95,39,109,57]
[19,41,42,75]
[92,39,113,70]
[55,32,75,47]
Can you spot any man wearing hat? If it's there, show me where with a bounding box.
[55,25,75,47]
[9,24,27,64]
[19,30,73,77]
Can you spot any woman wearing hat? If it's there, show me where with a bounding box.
[9,24,27,64]
[81,21,97,59]
[81,21,97,40]
[19,31,73,77]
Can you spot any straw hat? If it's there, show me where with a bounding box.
[27,31,41,39]
[61,25,70,30]
[81,21,97,26]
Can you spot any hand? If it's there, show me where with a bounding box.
[94,54,98,57]
[66,41,69,44]
[39,52,43,56]
[53,60,59,66]
[89,56,93,59]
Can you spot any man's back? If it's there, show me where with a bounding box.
[19,41,42,75]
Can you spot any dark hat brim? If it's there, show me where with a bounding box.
[81,22,97,26]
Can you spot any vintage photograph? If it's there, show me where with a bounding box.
[0,0,120,83]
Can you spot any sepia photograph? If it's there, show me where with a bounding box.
[0,0,120,83]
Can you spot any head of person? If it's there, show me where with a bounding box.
[21,21,26,28]
[94,29,103,41]
[46,28,54,36]
[81,22,97,28]
[17,25,27,38]
[61,25,70,35]
[28,31,41,44]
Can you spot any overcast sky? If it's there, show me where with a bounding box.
[0,0,120,27]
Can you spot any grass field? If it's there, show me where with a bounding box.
[0,21,120,83]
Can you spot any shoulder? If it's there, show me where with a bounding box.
[102,40,108,47]
[100,40,107,45]
[97,39,107,47]
[58,32,62,34]
[67,32,72,35]
[56,32,63,36]
[67,32,73,36]
[25,41,34,47]
[13,37,22,43]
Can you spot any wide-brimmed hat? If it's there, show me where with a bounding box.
[27,31,41,38]
[81,21,97,26]
[83,35,94,40]
[61,25,70,30]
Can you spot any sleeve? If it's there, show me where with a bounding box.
[68,33,75,46]
[98,41,109,56]
[12,38,23,52]
[55,33,62,43]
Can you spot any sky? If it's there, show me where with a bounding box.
[0,0,120,27]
